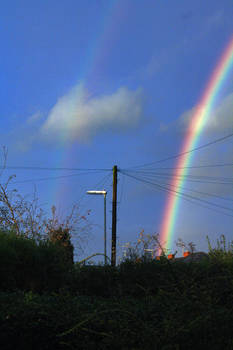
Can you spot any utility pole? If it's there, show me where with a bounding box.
[103,191,107,265]
[111,165,117,266]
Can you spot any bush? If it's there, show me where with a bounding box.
[1,233,233,349]
[0,230,73,293]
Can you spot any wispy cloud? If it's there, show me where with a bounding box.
[40,83,144,144]
[160,92,233,198]
[4,112,44,152]
[132,10,227,82]
[161,92,233,136]
[26,112,42,125]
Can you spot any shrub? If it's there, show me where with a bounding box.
[0,230,72,293]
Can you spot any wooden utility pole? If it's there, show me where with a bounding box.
[111,165,117,266]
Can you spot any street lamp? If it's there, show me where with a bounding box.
[86,190,107,265]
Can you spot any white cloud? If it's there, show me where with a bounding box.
[40,83,144,143]
[162,92,233,136]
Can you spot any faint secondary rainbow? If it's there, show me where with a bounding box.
[160,36,233,252]
[50,0,126,206]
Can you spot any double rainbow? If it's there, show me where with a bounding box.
[160,36,233,252]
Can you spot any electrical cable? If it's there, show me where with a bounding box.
[9,170,105,185]
[127,131,233,169]
[120,170,233,219]
[122,170,233,202]
[120,169,233,186]
[120,170,233,217]
[1,166,111,171]
[129,162,233,171]
[124,169,233,183]
[76,171,112,207]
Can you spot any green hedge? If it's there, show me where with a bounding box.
[0,288,233,350]
[0,230,72,292]
[1,230,233,348]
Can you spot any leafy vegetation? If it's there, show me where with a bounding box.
[0,160,232,349]
[0,151,91,256]
[0,230,73,292]
[0,228,233,349]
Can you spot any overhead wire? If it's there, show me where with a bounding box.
[130,162,233,171]
[126,131,233,170]
[121,169,233,186]
[8,170,106,185]
[125,168,233,182]
[76,171,112,208]
[120,170,233,219]
[121,170,233,202]
[1,166,111,171]
[120,170,233,218]
[121,171,233,219]
[74,171,113,232]
[1,131,233,228]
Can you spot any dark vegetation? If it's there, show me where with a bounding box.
[0,229,233,350]
[0,155,232,349]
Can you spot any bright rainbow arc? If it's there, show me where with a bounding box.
[160,36,233,252]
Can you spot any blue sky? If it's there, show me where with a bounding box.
[0,0,233,261]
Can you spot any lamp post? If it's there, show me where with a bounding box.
[86,190,107,265]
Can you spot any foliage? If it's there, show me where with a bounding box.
[0,230,72,292]
[1,251,233,350]
[48,226,74,264]
[0,180,90,251]
[0,149,91,257]
[207,234,233,262]
[175,237,196,254]
[0,156,233,350]
[121,230,166,263]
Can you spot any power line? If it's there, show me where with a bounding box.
[127,131,233,169]
[9,170,105,185]
[1,166,111,171]
[76,171,112,207]
[3,162,233,173]
[122,169,233,185]
[122,171,233,202]
[121,170,233,218]
[120,170,233,218]
[128,169,233,181]
[123,162,233,171]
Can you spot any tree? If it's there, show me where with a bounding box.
[122,230,165,262]
[0,148,91,258]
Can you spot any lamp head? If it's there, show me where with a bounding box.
[86,190,107,195]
